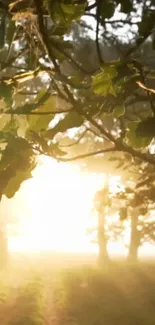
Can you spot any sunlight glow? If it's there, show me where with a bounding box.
[7,156,125,255]
[9,157,101,252]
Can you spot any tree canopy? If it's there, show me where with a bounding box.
[0,0,155,199]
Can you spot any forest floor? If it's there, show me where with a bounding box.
[0,251,155,325]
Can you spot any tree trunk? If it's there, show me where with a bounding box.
[128,210,140,263]
[97,211,110,266]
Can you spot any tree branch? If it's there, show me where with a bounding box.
[118,142,155,166]
[3,109,71,116]
[137,81,155,115]
[33,0,77,104]
[59,147,116,162]
[50,39,93,75]
[104,19,140,25]
[124,29,154,58]
[86,2,97,11]
[32,0,155,168]
[86,126,105,139]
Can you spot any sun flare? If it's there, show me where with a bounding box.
[9,157,102,253]
[4,156,126,255]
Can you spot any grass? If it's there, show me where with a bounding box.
[0,252,155,325]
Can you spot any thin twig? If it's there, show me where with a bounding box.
[104,19,140,25]
[33,0,77,103]
[3,109,71,116]
[124,29,154,59]
[87,2,97,11]
[50,40,93,75]
[95,0,104,64]
[0,47,27,71]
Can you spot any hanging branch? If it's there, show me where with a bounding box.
[32,0,155,168]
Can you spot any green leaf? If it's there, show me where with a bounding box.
[101,63,119,77]
[2,118,19,135]
[50,37,73,61]
[60,3,86,20]
[92,64,118,96]
[135,117,155,138]
[0,82,13,106]
[35,89,47,103]
[100,1,115,19]
[0,115,10,131]
[66,75,85,88]
[147,70,155,79]
[3,170,33,199]
[17,116,29,137]
[29,131,48,152]
[14,89,50,115]
[50,25,69,36]
[27,96,56,132]
[44,111,84,139]
[0,136,33,172]
[120,0,133,13]
[113,103,125,118]
[0,135,36,199]
[6,19,16,46]
[124,73,140,84]
[0,14,6,48]
[46,0,87,27]
[126,121,152,148]
[0,131,13,143]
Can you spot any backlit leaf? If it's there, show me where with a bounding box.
[100,1,115,19]
[135,117,155,138]
[46,0,87,27]
[44,111,84,139]
[126,121,152,148]
[27,96,56,132]
[92,65,118,96]
[113,103,125,118]
[147,70,155,79]
[3,170,33,198]
[6,19,16,45]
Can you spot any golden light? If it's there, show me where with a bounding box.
[5,156,126,255]
[8,156,103,253]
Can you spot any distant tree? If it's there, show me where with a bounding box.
[93,186,110,265]
[91,180,127,264]
[114,163,155,262]
[92,159,155,264]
